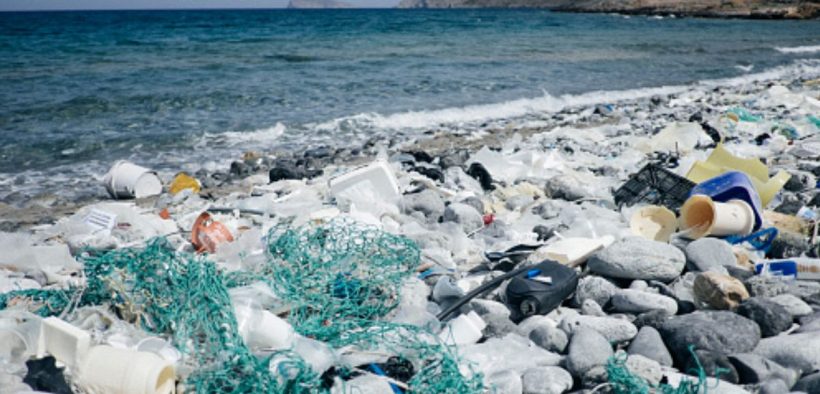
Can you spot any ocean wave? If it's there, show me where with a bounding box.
[775,45,820,54]
[307,59,820,133]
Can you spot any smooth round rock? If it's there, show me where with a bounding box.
[728,353,798,387]
[693,271,749,310]
[754,332,820,373]
[769,294,813,318]
[628,326,673,367]
[736,297,792,338]
[632,310,672,330]
[588,237,685,282]
[560,315,638,343]
[684,238,737,272]
[529,324,569,354]
[611,289,678,315]
[443,202,484,232]
[521,366,573,394]
[401,189,445,221]
[487,370,523,394]
[658,311,761,366]
[580,299,607,317]
[573,276,619,307]
[566,327,613,378]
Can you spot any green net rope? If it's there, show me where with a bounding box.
[0,219,483,393]
[606,345,730,394]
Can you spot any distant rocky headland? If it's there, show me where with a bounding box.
[396,0,820,19]
[287,0,354,8]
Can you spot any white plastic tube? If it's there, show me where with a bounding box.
[103,161,163,199]
[77,345,175,394]
[680,195,755,239]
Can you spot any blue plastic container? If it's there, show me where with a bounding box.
[689,171,762,231]
[754,260,798,278]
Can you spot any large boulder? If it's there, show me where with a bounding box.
[588,237,685,282]
[658,311,760,367]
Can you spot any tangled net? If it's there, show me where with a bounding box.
[0,219,482,393]
[606,345,729,394]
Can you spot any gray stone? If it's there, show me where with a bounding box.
[529,324,569,354]
[728,353,798,387]
[796,317,820,333]
[588,237,685,282]
[632,310,672,330]
[470,299,511,319]
[506,195,535,211]
[736,297,793,338]
[754,332,820,374]
[794,371,820,393]
[758,379,791,394]
[459,196,484,216]
[484,313,519,339]
[560,314,638,343]
[770,294,813,318]
[610,289,678,315]
[443,202,484,232]
[745,276,791,298]
[401,189,445,221]
[628,326,673,367]
[580,299,607,317]
[682,349,739,384]
[629,280,649,291]
[521,366,573,394]
[487,370,523,394]
[658,311,761,366]
[573,276,618,307]
[684,238,737,272]
[624,353,663,386]
[566,327,613,378]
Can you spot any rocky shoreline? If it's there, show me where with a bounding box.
[396,0,820,20]
[1,62,820,394]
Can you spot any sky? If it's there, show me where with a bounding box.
[0,0,399,11]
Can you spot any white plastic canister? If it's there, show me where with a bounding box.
[77,345,175,394]
[103,161,163,199]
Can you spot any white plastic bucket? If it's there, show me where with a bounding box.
[103,161,163,199]
[78,345,175,394]
[680,195,755,239]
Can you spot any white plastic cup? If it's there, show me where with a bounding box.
[77,345,175,394]
[680,195,755,239]
[630,205,678,242]
[103,161,163,199]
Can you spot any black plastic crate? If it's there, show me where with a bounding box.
[613,163,695,210]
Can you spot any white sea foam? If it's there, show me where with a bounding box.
[307,59,820,133]
[775,45,820,54]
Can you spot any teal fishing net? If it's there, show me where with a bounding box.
[0,219,483,393]
[606,345,729,394]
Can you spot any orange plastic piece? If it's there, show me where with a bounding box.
[191,212,233,253]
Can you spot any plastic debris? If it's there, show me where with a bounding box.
[614,164,695,210]
[103,160,163,199]
[686,144,790,206]
[679,195,755,239]
[630,205,678,242]
[191,212,234,253]
[168,172,201,195]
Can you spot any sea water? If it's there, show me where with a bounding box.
[0,9,818,201]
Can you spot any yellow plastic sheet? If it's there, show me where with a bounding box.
[169,172,201,195]
[686,144,790,206]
